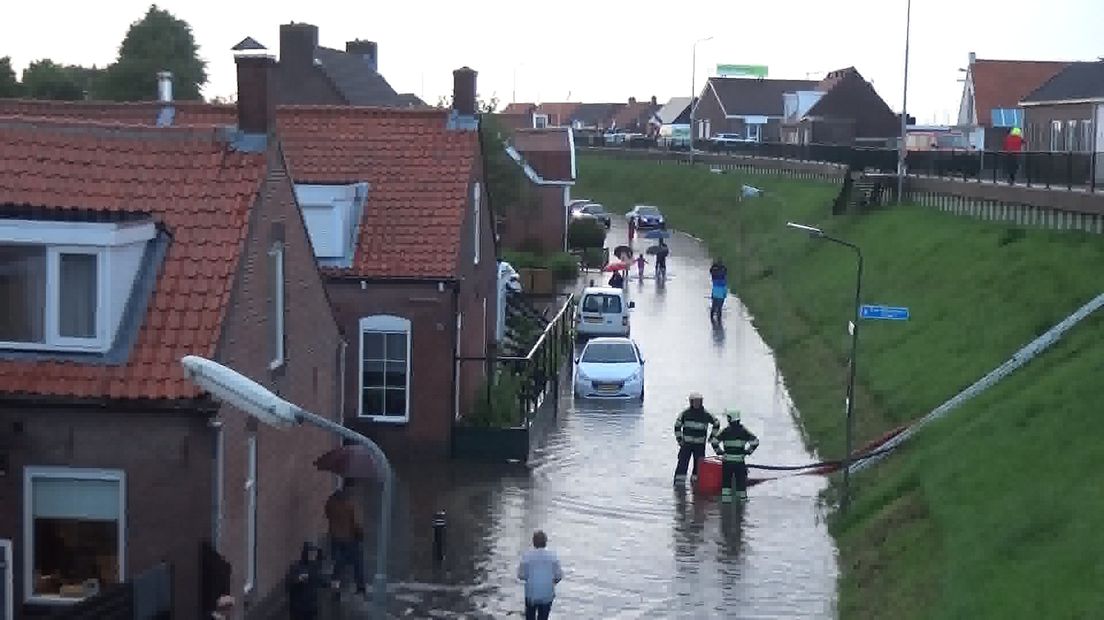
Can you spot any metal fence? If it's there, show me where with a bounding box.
[496,293,576,425]
[575,134,1101,192]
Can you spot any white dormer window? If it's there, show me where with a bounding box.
[533,114,549,129]
[0,219,155,353]
[295,183,369,268]
[472,182,481,265]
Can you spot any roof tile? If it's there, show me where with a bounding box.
[0,116,265,400]
[969,59,1070,124]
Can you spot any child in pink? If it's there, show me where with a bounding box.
[635,254,647,280]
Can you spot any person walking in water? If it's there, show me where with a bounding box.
[654,239,669,279]
[634,253,647,281]
[325,481,366,600]
[711,410,760,502]
[673,392,723,484]
[1002,127,1025,184]
[628,215,637,243]
[709,259,728,323]
[517,530,563,620]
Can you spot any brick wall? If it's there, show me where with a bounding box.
[455,170,498,427]
[0,405,213,620]
[215,141,343,618]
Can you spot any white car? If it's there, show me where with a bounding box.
[573,337,645,400]
[575,286,633,338]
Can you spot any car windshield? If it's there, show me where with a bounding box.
[637,207,660,216]
[582,342,638,363]
[584,205,606,214]
[582,293,622,313]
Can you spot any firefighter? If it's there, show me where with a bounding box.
[711,410,760,502]
[673,392,722,484]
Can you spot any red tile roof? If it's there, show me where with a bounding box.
[501,102,536,115]
[0,99,482,279]
[513,128,574,183]
[0,116,266,400]
[276,106,479,278]
[534,102,581,127]
[969,60,1069,126]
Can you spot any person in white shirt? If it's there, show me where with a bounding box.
[517,530,563,620]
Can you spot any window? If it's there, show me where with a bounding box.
[269,242,285,370]
[23,468,124,603]
[0,219,155,354]
[244,436,256,593]
[581,293,623,314]
[1050,120,1064,152]
[990,108,1024,128]
[533,114,548,129]
[746,124,762,142]
[581,342,638,363]
[472,182,481,265]
[0,246,102,350]
[358,316,411,421]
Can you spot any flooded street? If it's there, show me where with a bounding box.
[375,220,838,618]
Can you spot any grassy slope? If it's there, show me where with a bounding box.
[576,153,1104,618]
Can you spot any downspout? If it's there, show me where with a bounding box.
[337,338,347,490]
[209,418,224,549]
[451,283,461,423]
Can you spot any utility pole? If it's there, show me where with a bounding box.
[897,0,912,204]
[689,36,713,164]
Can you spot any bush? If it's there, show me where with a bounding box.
[581,247,606,269]
[467,370,523,428]
[546,252,580,281]
[567,218,606,250]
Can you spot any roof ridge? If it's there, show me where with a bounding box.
[0,115,230,140]
[279,104,449,118]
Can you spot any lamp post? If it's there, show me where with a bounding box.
[689,35,713,163]
[180,355,394,619]
[785,223,863,512]
[897,0,913,204]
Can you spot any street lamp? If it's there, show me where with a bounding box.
[689,35,713,163]
[181,355,394,619]
[897,0,913,205]
[785,222,863,512]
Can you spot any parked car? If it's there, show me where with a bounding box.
[573,337,645,400]
[625,205,666,229]
[571,202,611,228]
[711,133,756,145]
[576,286,634,338]
[568,199,592,213]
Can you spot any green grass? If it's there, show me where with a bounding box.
[576,153,1104,618]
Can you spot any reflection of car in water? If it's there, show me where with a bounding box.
[573,337,645,400]
[575,287,634,338]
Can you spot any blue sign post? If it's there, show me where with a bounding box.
[860,305,910,321]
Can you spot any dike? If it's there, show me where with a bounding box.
[576,152,1104,618]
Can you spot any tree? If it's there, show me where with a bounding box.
[435,93,500,113]
[0,57,20,97]
[21,60,85,100]
[99,5,207,101]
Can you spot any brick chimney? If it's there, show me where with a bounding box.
[629,96,636,104]
[452,67,477,116]
[235,51,276,135]
[280,22,318,67]
[345,40,378,72]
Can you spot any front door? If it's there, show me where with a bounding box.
[1,539,11,620]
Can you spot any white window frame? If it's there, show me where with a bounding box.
[472,182,482,265]
[0,245,108,352]
[22,467,126,605]
[244,435,257,594]
[357,315,412,423]
[268,242,285,370]
[533,114,549,129]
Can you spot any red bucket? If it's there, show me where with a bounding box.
[696,456,723,495]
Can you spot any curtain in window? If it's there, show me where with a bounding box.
[0,244,46,342]
[58,253,98,339]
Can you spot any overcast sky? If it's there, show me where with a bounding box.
[4,0,1102,123]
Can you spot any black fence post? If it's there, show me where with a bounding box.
[1067,152,1073,190]
[433,510,447,565]
[1093,151,1098,193]
[1045,152,1052,189]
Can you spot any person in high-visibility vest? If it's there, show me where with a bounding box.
[673,392,722,484]
[711,410,760,502]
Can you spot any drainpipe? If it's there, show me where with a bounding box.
[209,418,224,548]
[451,283,461,423]
[338,338,347,490]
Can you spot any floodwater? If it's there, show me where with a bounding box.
[357,219,838,618]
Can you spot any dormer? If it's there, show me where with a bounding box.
[294,183,369,268]
[0,217,158,354]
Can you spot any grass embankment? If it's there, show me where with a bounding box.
[576,153,1104,618]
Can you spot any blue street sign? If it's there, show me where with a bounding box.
[860,305,910,321]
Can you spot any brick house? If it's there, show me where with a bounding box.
[502,127,577,253]
[693,77,818,142]
[1020,61,1104,153]
[267,22,424,107]
[780,67,899,146]
[276,68,497,459]
[0,52,342,620]
[956,52,1069,149]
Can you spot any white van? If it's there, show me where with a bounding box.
[576,286,634,338]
